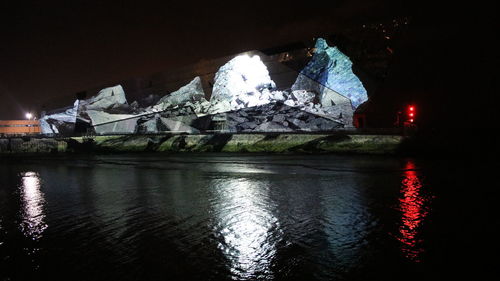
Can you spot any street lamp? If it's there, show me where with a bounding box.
[25,112,33,120]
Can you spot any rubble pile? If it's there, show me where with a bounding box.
[39,38,367,135]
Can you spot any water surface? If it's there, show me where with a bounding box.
[0,154,493,280]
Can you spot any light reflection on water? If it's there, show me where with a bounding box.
[397,160,429,262]
[211,178,281,280]
[19,172,47,240]
[0,155,447,280]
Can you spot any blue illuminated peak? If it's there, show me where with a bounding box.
[300,38,368,108]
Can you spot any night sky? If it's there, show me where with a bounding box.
[1,1,497,131]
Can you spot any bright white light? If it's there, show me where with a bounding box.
[232,55,272,91]
[25,112,33,120]
[212,53,276,111]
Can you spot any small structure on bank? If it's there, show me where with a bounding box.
[0,120,41,135]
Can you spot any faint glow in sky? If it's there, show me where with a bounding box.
[19,172,47,240]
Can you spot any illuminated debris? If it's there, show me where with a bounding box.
[39,42,366,135]
[158,118,200,134]
[86,110,139,134]
[292,38,368,108]
[183,99,212,116]
[82,79,208,134]
[65,85,131,133]
[147,77,211,116]
[210,54,276,113]
[39,100,80,134]
[135,115,159,133]
[153,77,207,111]
[83,85,128,111]
[211,103,343,132]
[291,90,316,104]
[87,103,201,135]
[39,118,53,134]
[135,113,200,134]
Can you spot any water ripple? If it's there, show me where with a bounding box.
[0,155,441,280]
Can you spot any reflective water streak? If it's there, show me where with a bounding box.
[397,161,428,262]
[211,178,281,280]
[19,172,47,240]
[0,155,451,280]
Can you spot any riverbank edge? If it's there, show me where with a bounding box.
[0,134,406,155]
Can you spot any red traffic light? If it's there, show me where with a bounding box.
[407,105,416,123]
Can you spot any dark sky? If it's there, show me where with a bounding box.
[0,1,497,129]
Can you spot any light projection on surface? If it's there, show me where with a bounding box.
[294,38,368,108]
[211,54,276,111]
[213,54,275,96]
[39,38,367,135]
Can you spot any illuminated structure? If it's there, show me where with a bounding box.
[0,120,41,135]
[293,38,368,108]
[39,38,368,135]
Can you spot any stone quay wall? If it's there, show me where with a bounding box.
[1,134,404,155]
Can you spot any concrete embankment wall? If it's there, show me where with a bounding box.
[0,134,404,154]
[0,137,67,154]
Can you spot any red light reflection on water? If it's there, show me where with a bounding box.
[397,160,429,262]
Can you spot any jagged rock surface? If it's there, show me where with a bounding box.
[83,85,128,111]
[39,100,80,134]
[292,38,367,108]
[39,41,368,135]
[87,104,201,135]
[87,110,139,134]
[154,77,207,111]
[211,102,343,133]
[210,54,276,113]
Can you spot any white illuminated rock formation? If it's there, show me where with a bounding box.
[148,77,211,116]
[83,85,128,111]
[288,76,355,126]
[39,100,80,134]
[86,110,139,134]
[39,39,371,135]
[292,38,368,108]
[210,54,276,113]
[154,77,207,110]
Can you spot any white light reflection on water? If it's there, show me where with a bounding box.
[211,178,281,280]
[19,172,47,240]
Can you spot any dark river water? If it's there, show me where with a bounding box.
[0,154,495,280]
